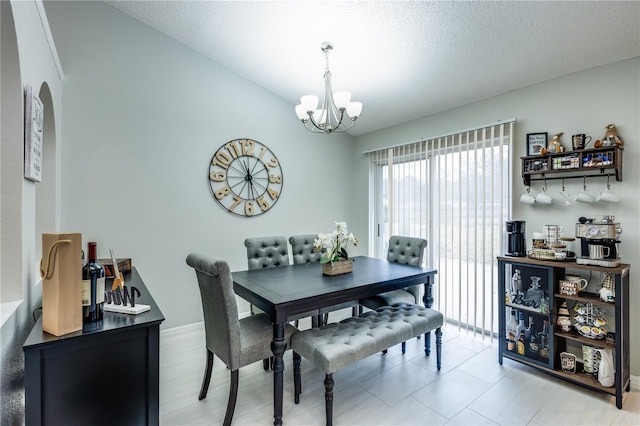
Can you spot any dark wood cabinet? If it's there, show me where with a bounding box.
[498,256,630,408]
[23,268,164,425]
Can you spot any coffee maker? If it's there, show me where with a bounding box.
[505,220,526,257]
[575,216,621,267]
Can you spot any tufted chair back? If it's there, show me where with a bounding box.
[186,253,242,370]
[289,234,322,265]
[244,236,290,270]
[387,235,428,267]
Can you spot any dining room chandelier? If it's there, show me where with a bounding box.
[295,42,362,134]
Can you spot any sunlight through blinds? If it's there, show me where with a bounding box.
[366,120,514,341]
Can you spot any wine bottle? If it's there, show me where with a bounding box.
[82,241,105,323]
[517,330,526,355]
[538,319,550,359]
[525,316,533,341]
[515,312,526,343]
[528,319,539,358]
[506,309,518,352]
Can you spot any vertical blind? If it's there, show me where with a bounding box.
[365,120,515,340]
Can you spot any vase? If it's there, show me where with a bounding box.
[322,259,353,276]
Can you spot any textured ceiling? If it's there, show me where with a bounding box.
[104,1,640,136]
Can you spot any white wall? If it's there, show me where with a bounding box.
[43,1,358,329]
[1,0,63,422]
[353,58,640,374]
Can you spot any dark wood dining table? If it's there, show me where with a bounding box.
[232,256,438,425]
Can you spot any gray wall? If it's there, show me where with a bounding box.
[353,58,640,375]
[1,0,64,423]
[44,1,358,330]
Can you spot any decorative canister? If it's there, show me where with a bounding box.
[322,259,353,276]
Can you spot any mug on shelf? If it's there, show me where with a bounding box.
[565,275,588,292]
[572,134,592,150]
[544,225,563,245]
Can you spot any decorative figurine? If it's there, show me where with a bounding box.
[602,124,624,147]
[548,132,564,153]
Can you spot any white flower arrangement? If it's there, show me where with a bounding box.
[314,221,358,264]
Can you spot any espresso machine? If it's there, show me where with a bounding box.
[505,220,526,257]
[575,216,622,267]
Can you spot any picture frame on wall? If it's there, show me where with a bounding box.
[24,84,44,182]
[526,132,548,156]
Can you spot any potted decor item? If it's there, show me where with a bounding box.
[314,222,358,276]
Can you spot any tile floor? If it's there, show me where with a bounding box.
[159,313,639,425]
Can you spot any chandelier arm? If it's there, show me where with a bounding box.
[305,113,330,133]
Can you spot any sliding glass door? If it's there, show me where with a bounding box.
[367,122,513,339]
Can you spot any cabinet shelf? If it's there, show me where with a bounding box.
[521,146,623,186]
[505,302,546,315]
[554,291,615,306]
[555,330,613,349]
[503,353,622,396]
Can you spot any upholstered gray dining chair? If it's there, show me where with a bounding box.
[245,236,319,369]
[358,235,428,352]
[359,235,427,309]
[244,236,292,316]
[245,236,321,325]
[289,234,359,324]
[186,252,298,426]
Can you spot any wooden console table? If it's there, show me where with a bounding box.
[23,268,164,425]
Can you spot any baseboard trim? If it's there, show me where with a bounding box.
[160,321,203,337]
[631,375,639,391]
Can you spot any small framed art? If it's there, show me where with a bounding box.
[24,84,44,182]
[526,132,548,156]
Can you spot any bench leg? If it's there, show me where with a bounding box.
[293,351,302,404]
[436,327,442,370]
[324,374,334,426]
[424,331,431,356]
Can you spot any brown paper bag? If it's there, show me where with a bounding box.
[40,233,83,336]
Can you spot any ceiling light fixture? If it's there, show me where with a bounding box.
[295,42,362,134]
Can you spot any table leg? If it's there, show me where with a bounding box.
[422,277,434,308]
[422,277,435,354]
[271,322,287,426]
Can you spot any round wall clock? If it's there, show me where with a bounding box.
[208,138,283,217]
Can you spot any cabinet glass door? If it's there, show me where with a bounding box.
[502,262,554,368]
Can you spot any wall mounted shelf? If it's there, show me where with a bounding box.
[521,146,623,186]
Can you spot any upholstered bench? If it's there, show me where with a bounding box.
[291,302,443,426]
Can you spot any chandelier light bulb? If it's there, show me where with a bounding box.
[294,42,361,134]
[294,104,308,120]
[300,95,319,113]
[347,102,362,119]
[333,92,351,109]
